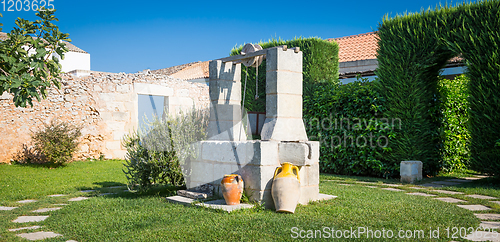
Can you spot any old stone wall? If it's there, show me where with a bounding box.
[0,72,209,163]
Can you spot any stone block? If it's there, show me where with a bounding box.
[113,150,127,159]
[116,84,131,93]
[201,141,247,164]
[299,185,319,205]
[400,161,422,184]
[240,164,277,191]
[113,131,128,141]
[99,93,115,102]
[134,83,174,96]
[209,104,242,122]
[209,80,241,102]
[266,94,303,118]
[266,47,303,73]
[279,142,309,166]
[298,163,319,186]
[209,60,241,82]
[207,120,247,141]
[246,189,274,209]
[114,94,132,102]
[106,141,121,150]
[245,141,280,166]
[188,161,214,189]
[260,118,308,141]
[112,112,130,121]
[177,89,189,97]
[106,102,125,112]
[212,164,237,185]
[106,121,125,131]
[266,71,302,95]
[170,97,194,107]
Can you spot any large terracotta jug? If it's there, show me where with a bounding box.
[272,162,301,213]
[221,174,244,205]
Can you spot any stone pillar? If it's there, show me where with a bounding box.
[207,60,246,141]
[400,160,422,183]
[261,47,308,141]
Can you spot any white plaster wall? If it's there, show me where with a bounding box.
[56,52,91,72]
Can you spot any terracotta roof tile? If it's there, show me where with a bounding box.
[328,32,378,62]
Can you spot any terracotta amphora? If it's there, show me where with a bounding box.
[272,162,301,213]
[221,174,244,205]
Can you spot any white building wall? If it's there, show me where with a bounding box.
[57,52,91,73]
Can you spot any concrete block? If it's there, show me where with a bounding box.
[266,71,303,95]
[106,141,121,150]
[266,47,303,73]
[266,94,303,118]
[134,83,174,96]
[261,118,308,141]
[209,80,241,102]
[299,185,319,205]
[209,60,241,82]
[400,161,422,183]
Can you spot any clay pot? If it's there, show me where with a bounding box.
[221,174,244,205]
[272,162,301,213]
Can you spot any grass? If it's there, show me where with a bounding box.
[1,160,497,241]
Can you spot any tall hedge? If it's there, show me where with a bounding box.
[376,0,500,176]
[230,37,339,112]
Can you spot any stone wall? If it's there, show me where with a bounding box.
[0,72,209,163]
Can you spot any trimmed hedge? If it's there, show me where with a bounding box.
[230,37,339,112]
[376,0,500,176]
[304,78,398,177]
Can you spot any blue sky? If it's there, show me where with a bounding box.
[0,0,467,73]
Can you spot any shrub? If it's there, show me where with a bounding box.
[304,77,398,178]
[122,108,209,191]
[15,120,82,165]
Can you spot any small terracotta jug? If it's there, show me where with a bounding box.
[221,174,244,205]
[272,162,301,213]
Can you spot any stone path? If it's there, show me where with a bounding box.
[2,194,95,241]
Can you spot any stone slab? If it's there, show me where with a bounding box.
[17,199,37,204]
[47,194,67,197]
[79,190,95,193]
[465,231,500,241]
[16,231,62,241]
[8,226,41,232]
[165,196,195,205]
[68,197,89,202]
[420,183,445,188]
[466,194,498,200]
[383,184,402,187]
[406,192,436,197]
[480,221,500,228]
[475,214,500,220]
[32,207,62,213]
[434,197,467,203]
[0,206,18,210]
[457,205,491,211]
[337,184,352,186]
[365,186,378,188]
[463,177,483,180]
[165,196,253,213]
[382,188,404,192]
[408,187,427,190]
[492,201,500,205]
[430,190,464,195]
[13,216,49,223]
[445,179,473,183]
[177,190,211,200]
[431,181,461,186]
[355,181,377,184]
[317,194,337,201]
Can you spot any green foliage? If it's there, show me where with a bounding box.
[231,37,339,112]
[376,0,500,176]
[0,9,70,107]
[437,74,470,172]
[122,108,209,191]
[304,77,398,178]
[15,120,82,165]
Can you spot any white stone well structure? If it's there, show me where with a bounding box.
[185,45,321,208]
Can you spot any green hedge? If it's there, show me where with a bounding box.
[376,0,500,176]
[304,78,398,177]
[230,37,339,112]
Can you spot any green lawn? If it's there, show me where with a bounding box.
[1,160,497,241]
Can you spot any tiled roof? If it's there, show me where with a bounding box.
[0,32,88,54]
[152,61,209,80]
[328,32,378,63]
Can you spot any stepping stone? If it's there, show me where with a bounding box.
[420,183,444,188]
[431,181,461,186]
[465,231,500,241]
[8,226,42,232]
[457,205,491,211]
[355,181,377,184]
[16,231,62,241]
[98,193,116,196]
[434,197,467,203]
[68,197,88,202]
[47,194,67,197]
[17,199,37,204]
[382,188,404,192]
[365,186,378,188]
[430,190,464,195]
[409,187,427,190]
[383,184,402,187]
[475,214,500,220]
[338,184,352,186]
[106,186,126,189]
[12,216,49,223]
[31,207,62,213]
[466,194,497,200]
[463,177,482,180]
[79,190,95,193]
[491,201,500,205]
[480,221,500,228]
[406,192,436,197]
[0,206,18,210]
[445,178,472,183]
